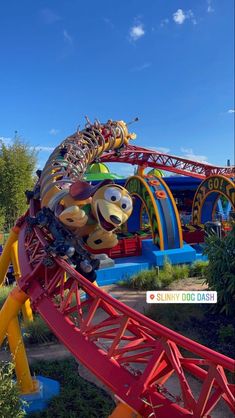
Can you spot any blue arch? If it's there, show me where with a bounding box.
[201,192,219,224]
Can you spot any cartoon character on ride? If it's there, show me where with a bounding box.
[49,179,133,250]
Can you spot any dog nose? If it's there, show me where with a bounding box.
[110,215,121,225]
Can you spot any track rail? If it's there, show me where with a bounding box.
[101,145,235,179]
[17,201,235,418]
[2,120,234,416]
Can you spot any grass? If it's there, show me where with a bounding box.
[28,359,115,418]
[23,317,56,345]
[146,303,235,357]
[158,262,190,287]
[120,261,191,291]
[123,269,162,290]
[189,261,209,277]
[0,285,56,345]
[119,260,209,291]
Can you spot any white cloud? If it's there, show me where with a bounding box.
[173,9,197,25]
[160,18,169,27]
[0,136,12,145]
[130,62,151,72]
[32,146,54,152]
[173,9,186,24]
[107,163,135,177]
[49,128,59,136]
[41,8,61,24]
[187,10,197,25]
[228,109,235,114]
[181,147,209,163]
[63,29,73,44]
[156,146,170,154]
[207,0,214,13]
[0,137,54,154]
[129,24,145,41]
[145,145,170,154]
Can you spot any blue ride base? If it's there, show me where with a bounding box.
[97,239,207,286]
[21,376,60,414]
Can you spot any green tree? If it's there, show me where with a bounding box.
[0,138,37,230]
[204,225,235,316]
[0,207,6,230]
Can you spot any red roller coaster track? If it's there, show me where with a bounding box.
[101,145,235,179]
[17,202,235,418]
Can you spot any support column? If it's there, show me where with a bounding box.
[0,287,28,345]
[0,286,38,394]
[7,316,38,394]
[0,227,19,286]
[11,239,33,322]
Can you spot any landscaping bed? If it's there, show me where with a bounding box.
[28,359,115,418]
[146,302,235,358]
[1,227,234,416]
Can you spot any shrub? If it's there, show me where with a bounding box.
[172,264,190,280]
[203,225,235,316]
[158,260,189,287]
[23,316,56,345]
[218,324,235,344]
[157,270,173,288]
[162,259,173,276]
[126,269,162,290]
[146,303,235,357]
[146,302,204,335]
[0,289,56,345]
[28,359,115,418]
[0,362,26,417]
[189,261,209,278]
[121,260,190,291]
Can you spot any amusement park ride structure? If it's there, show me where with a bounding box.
[101,144,235,179]
[0,119,234,418]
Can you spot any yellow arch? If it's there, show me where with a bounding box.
[125,175,183,250]
[125,175,165,249]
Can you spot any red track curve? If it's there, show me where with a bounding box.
[17,202,235,418]
[101,145,235,179]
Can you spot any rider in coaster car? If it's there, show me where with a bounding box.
[57,179,133,250]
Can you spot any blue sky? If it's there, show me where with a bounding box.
[0,0,234,175]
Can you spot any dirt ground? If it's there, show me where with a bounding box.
[168,277,208,291]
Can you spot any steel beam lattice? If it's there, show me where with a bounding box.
[101,145,235,179]
[16,200,235,418]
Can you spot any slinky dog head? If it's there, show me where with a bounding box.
[69,180,133,232]
[91,184,132,232]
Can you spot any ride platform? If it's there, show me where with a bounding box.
[97,239,206,286]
